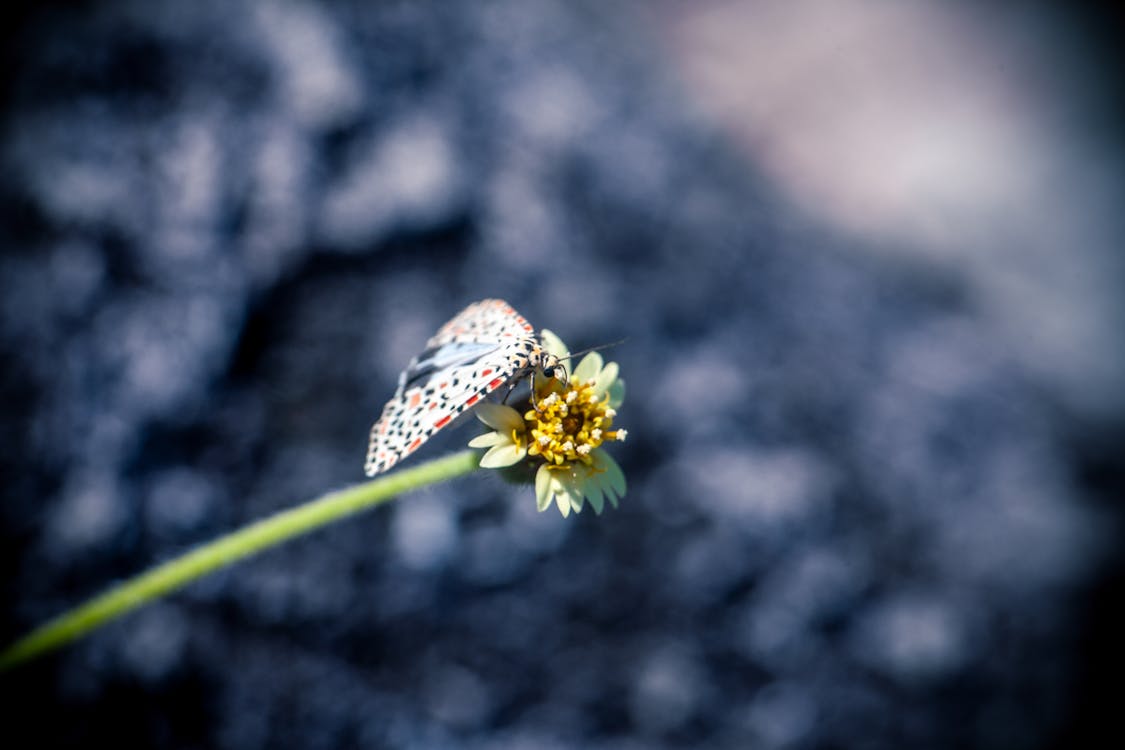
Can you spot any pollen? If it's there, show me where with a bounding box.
[524,376,620,468]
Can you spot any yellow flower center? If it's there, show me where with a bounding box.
[524,379,622,468]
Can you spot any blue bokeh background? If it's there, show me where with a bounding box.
[2,2,1123,748]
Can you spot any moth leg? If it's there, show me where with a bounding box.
[500,378,521,405]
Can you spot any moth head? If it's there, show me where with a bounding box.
[539,352,567,386]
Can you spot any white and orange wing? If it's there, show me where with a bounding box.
[364,299,542,476]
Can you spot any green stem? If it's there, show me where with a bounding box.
[0,449,481,671]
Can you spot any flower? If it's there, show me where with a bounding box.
[468,329,627,517]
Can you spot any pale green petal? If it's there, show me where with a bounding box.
[593,361,619,396]
[584,478,605,514]
[468,432,507,448]
[553,471,587,515]
[572,352,603,384]
[569,493,584,514]
[535,465,553,512]
[595,449,626,499]
[607,378,626,409]
[555,484,572,517]
[479,443,526,468]
[596,470,620,509]
[552,472,582,517]
[475,402,524,432]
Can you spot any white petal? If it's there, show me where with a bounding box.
[468,432,507,448]
[535,465,553,512]
[475,402,524,432]
[555,489,571,517]
[569,493,584,514]
[572,352,603,383]
[479,443,525,468]
[593,361,619,396]
[551,473,576,517]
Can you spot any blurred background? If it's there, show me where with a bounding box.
[2,1,1123,747]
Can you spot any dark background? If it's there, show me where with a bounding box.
[2,1,1123,748]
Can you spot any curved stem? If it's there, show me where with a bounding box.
[0,450,481,671]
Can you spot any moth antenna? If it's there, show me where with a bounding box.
[554,338,627,364]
